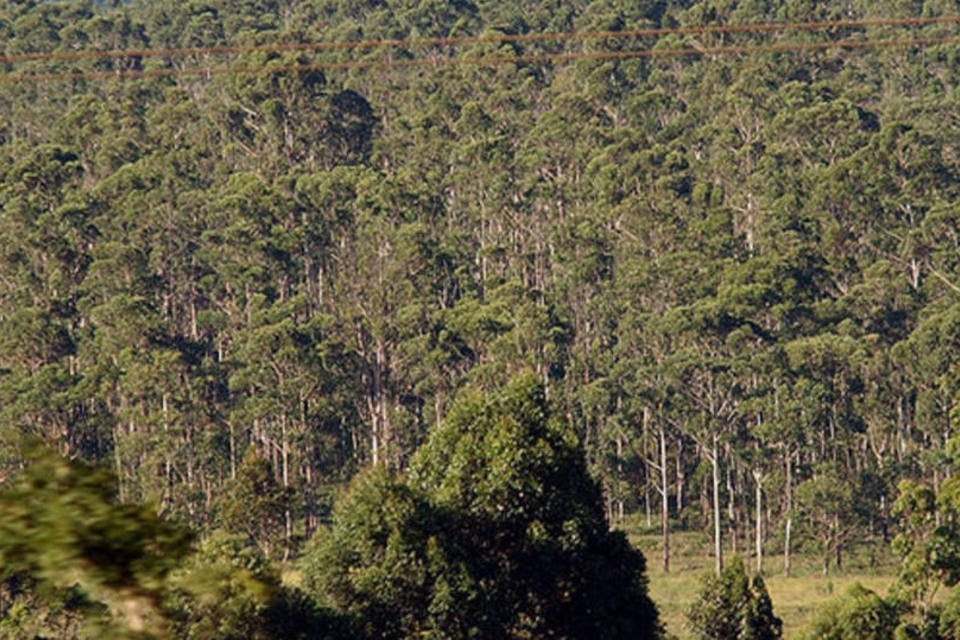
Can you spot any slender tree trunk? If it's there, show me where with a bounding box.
[368,392,380,466]
[712,433,723,574]
[784,449,793,577]
[747,497,753,571]
[372,338,392,466]
[643,407,652,528]
[229,421,237,480]
[727,462,737,557]
[616,431,625,523]
[660,426,670,573]
[934,468,942,526]
[896,394,906,465]
[281,414,292,561]
[754,469,763,575]
[701,466,709,527]
[676,437,684,513]
[834,515,842,572]
[114,423,124,502]
[162,393,172,511]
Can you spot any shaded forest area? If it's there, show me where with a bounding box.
[1,0,960,637]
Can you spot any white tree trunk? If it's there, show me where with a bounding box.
[660,427,670,573]
[712,433,723,575]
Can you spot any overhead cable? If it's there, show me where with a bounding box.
[1,14,958,65]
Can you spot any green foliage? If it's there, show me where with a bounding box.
[0,443,191,638]
[805,584,900,640]
[0,445,342,639]
[303,376,662,639]
[686,559,782,640]
[890,480,958,610]
[4,2,960,633]
[165,531,341,640]
[217,454,292,560]
[744,576,783,640]
[795,463,862,574]
[166,532,277,640]
[411,374,661,639]
[301,466,435,639]
[884,432,960,639]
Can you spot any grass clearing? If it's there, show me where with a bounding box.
[626,527,896,639]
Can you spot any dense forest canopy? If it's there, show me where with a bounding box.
[1,0,960,636]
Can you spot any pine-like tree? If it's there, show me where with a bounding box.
[687,559,782,640]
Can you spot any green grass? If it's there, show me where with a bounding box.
[626,526,897,639]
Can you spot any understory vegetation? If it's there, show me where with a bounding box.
[2,0,960,637]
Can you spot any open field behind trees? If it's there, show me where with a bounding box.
[651,570,895,640]
[629,528,897,638]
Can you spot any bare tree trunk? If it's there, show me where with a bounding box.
[616,431,625,523]
[281,413,292,561]
[305,460,315,539]
[114,423,124,502]
[643,407,652,528]
[701,467,710,528]
[934,467,942,526]
[784,449,793,577]
[368,389,380,466]
[676,437,684,513]
[229,420,237,481]
[712,433,723,575]
[727,462,737,557]
[162,393,172,511]
[374,338,390,466]
[834,515,842,572]
[754,468,763,575]
[660,426,670,573]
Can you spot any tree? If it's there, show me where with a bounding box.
[805,584,899,640]
[299,467,435,640]
[744,575,782,640]
[302,375,663,639]
[886,439,960,636]
[0,443,336,640]
[686,558,782,640]
[796,463,861,575]
[217,454,291,561]
[165,531,341,640]
[410,374,662,639]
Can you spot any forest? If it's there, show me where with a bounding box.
[1,0,959,638]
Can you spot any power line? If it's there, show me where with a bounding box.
[2,34,958,85]
[1,15,959,65]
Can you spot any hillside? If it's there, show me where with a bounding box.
[1,1,960,637]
